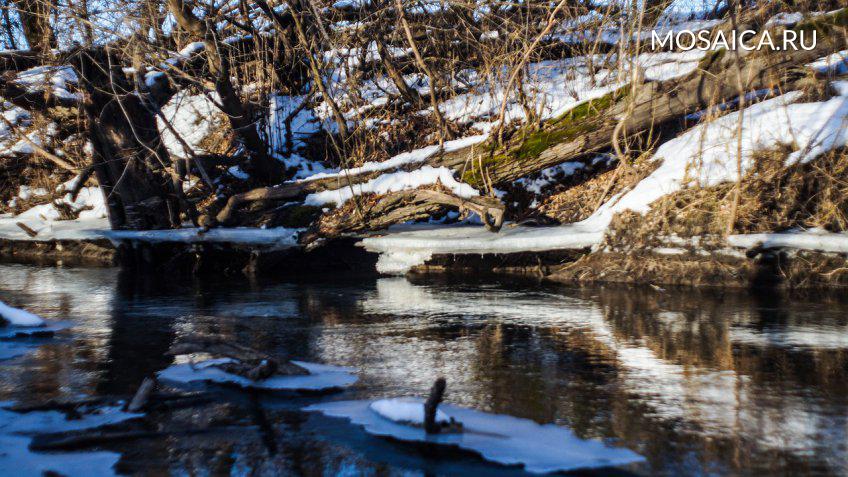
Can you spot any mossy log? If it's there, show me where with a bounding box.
[303,189,505,242]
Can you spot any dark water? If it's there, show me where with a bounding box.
[1,263,848,476]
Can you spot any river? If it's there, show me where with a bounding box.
[1,263,847,475]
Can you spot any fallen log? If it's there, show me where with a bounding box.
[29,425,257,452]
[303,188,505,242]
[168,337,310,377]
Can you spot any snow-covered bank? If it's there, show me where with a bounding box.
[360,81,848,275]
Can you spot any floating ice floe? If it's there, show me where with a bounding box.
[0,402,141,477]
[305,398,645,474]
[158,358,358,392]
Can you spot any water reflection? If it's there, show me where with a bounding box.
[1,264,847,475]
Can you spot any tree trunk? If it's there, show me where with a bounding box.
[72,48,181,229]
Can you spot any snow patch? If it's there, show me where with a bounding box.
[369,398,450,426]
[0,300,44,327]
[304,166,479,206]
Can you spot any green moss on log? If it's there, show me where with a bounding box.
[461,88,625,187]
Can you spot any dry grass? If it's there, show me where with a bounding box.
[534,158,661,223]
[605,147,848,250]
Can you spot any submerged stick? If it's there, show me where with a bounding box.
[424,377,446,434]
[127,377,157,413]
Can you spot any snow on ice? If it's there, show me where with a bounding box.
[305,398,644,474]
[368,398,450,426]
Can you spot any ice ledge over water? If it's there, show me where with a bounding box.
[362,224,848,275]
[0,216,303,249]
[361,223,603,274]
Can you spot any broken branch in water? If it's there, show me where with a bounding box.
[424,377,446,434]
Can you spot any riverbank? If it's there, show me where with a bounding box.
[5,218,848,289]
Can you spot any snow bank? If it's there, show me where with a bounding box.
[306,399,644,473]
[369,398,450,426]
[158,358,358,391]
[0,301,44,327]
[361,84,848,273]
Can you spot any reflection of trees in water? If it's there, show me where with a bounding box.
[579,286,848,474]
[4,267,848,475]
[591,286,848,396]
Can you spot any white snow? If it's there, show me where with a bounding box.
[368,398,450,426]
[158,358,358,391]
[306,399,644,474]
[808,50,848,76]
[362,223,602,274]
[14,66,80,101]
[0,215,303,249]
[728,229,848,254]
[9,186,108,223]
[158,92,223,159]
[303,134,488,182]
[178,41,206,57]
[514,161,586,195]
[0,300,45,327]
[304,166,480,207]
